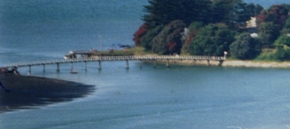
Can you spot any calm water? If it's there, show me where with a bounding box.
[1,0,290,129]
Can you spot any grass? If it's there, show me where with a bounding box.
[89,47,152,56]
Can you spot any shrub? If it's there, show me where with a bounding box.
[230,33,261,60]
[188,24,235,56]
[274,35,290,47]
[152,20,186,54]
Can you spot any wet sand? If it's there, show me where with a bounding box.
[0,72,95,113]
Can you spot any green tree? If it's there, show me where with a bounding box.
[258,22,280,48]
[152,20,186,54]
[280,17,290,34]
[256,5,289,29]
[143,0,212,27]
[244,3,263,16]
[283,17,290,29]
[182,21,204,53]
[274,35,290,47]
[139,25,164,50]
[188,24,235,56]
[230,33,261,60]
[211,0,257,27]
[274,46,290,61]
[133,23,148,46]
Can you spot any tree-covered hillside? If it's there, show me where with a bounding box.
[133,0,290,61]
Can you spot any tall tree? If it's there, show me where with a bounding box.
[258,22,280,48]
[152,20,186,54]
[140,25,164,50]
[256,5,289,29]
[244,3,263,16]
[211,0,260,28]
[133,23,148,46]
[143,0,212,27]
[274,35,290,47]
[188,24,235,56]
[182,21,204,53]
[230,33,261,60]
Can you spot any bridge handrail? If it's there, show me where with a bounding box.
[1,55,225,68]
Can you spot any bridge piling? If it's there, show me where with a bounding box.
[166,59,170,67]
[56,63,60,72]
[1,55,226,72]
[28,65,31,74]
[125,60,129,69]
[71,63,74,72]
[85,61,87,71]
[98,61,102,70]
[43,64,45,72]
[139,60,143,69]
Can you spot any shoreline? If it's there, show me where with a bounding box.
[222,60,290,68]
[149,59,290,68]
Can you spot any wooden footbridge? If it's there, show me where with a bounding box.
[1,55,226,73]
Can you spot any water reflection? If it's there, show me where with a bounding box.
[0,72,95,113]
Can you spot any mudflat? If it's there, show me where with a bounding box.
[0,72,95,113]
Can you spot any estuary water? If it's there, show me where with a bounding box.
[1,0,290,129]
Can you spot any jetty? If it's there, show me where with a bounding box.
[1,54,226,74]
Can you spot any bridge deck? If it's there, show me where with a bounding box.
[1,55,226,68]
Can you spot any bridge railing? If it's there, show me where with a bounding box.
[1,55,226,68]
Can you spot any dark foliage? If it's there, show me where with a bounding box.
[143,0,212,27]
[230,33,261,60]
[189,24,235,56]
[183,21,204,53]
[258,22,280,48]
[274,35,290,47]
[256,5,289,29]
[140,25,164,50]
[133,23,148,46]
[274,46,290,61]
[211,0,261,28]
[152,20,186,54]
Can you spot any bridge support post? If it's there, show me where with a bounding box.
[166,59,170,67]
[56,63,60,72]
[139,60,143,69]
[98,61,102,70]
[71,63,74,72]
[218,60,223,66]
[125,60,129,69]
[85,61,87,71]
[28,65,31,74]
[43,64,45,73]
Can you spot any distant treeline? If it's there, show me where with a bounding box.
[133,0,290,61]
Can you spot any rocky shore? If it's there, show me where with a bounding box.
[152,59,290,68]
